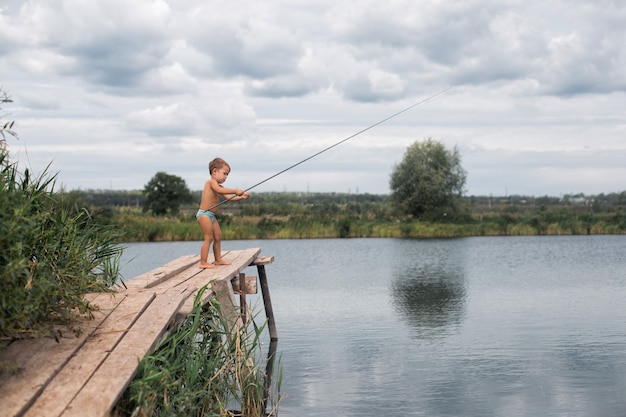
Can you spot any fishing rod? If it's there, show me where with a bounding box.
[209,85,452,211]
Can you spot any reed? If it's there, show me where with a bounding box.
[115,211,202,242]
[88,205,626,242]
[591,221,622,234]
[1,151,122,341]
[114,287,281,417]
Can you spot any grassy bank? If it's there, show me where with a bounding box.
[105,207,626,242]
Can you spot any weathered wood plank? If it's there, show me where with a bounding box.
[231,275,258,294]
[144,263,204,294]
[60,291,187,417]
[168,249,234,289]
[174,248,261,320]
[0,294,125,417]
[122,254,199,290]
[174,248,260,289]
[22,291,158,417]
[252,255,275,266]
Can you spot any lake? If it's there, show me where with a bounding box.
[119,235,626,417]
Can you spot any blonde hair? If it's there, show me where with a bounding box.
[209,157,230,174]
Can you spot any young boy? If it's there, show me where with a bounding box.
[196,158,249,269]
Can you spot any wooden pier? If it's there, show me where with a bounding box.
[0,248,276,417]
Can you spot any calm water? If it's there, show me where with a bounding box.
[119,236,626,417]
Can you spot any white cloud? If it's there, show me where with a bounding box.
[125,102,200,137]
[1,0,626,196]
[142,62,197,94]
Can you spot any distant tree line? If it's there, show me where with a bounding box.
[60,188,626,218]
[51,139,626,223]
[47,139,626,238]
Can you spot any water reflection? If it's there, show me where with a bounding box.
[120,237,626,417]
[391,242,467,337]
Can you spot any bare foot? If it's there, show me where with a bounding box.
[199,262,216,269]
[213,259,231,266]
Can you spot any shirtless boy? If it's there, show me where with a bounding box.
[196,158,249,269]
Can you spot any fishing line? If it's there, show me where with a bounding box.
[209,85,452,211]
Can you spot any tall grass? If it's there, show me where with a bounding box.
[114,286,281,417]
[94,205,626,242]
[1,151,123,341]
[114,210,201,242]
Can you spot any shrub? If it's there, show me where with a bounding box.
[0,152,123,340]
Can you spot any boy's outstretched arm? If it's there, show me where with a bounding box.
[229,192,250,202]
[210,181,245,196]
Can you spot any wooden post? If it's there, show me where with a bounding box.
[263,339,278,412]
[256,264,278,340]
[239,272,247,326]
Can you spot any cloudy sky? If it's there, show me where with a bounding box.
[1,0,625,197]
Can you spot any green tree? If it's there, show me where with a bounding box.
[143,172,193,216]
[390,138,466,219]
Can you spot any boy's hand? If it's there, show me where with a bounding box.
[241,192,250,200]
[236,189,245,196]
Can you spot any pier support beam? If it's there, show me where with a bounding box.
[253,256,277,341]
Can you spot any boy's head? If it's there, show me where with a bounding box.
[209,157,230,174]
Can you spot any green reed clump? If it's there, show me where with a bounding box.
[368,222,403,238]
[0,151,123,341]
[114,287,281,417]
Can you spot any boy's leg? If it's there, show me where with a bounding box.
[197,216,216,269]
[212,220,231,265]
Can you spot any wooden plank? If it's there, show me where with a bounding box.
[171,249,260,296]
[124,249,260,294]
[143,264,204,294]
[122,255,199,290]
[231,275,258,294]
[227,248,262,269]
[123,250,259,336]
[252,255,274,266]
[169,249,234,289]
[175,248,260,288]
[0,294,126,417]
[22,291,158,417]
[174,248,261,319]
[60,292,187,417]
